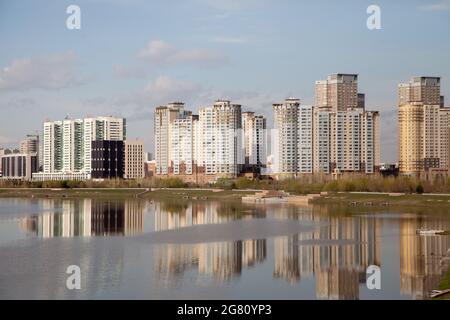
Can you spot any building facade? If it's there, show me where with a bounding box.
[91,140,124,179]
[20,134,39,155]
[315,74,359,112]
[33,116,126,181]
[154,102,185,175]
[124,140,144,179]
[272,98,300,176]
[398,77,449,176]
[242,112,267,168]
[1,153,38,180]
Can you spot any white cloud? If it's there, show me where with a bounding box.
[419,0,450,11]
[137,40,229,67]
[0,51,83,91]
[111,75,208,122]
[113,64,149,79]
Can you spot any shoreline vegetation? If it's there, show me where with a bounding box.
[1,175,450,194]
[0,175,450,207]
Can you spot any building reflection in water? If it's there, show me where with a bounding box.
[153,202,384,299]
[153,202,267,286]
[272,205,381,300]
[20,198,145,238]
[400,217,450,299]
[17,198,450,299]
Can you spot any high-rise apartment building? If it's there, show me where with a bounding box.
[315,74,359,112]
[271,74,380,178]
[154,102,185,175]
[155,100,258,182]
[199,100,243,176]
[298,105,313,173]
[398,77,441,106]
[313,109,331,174]
[398,77,449,176]
[330,109,380,173]
[34,116,125,181]
[273,98,300,176]
[20,134,39,155]
[169,115,197,175]
[124,140,144,179]
[242,112,267,167]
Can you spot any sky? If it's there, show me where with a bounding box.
[1,0,450,163]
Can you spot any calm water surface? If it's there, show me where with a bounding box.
[0,197,449,300]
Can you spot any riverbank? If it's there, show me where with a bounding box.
[2,188,450,208]
[0,188,255,201]
[312,192,450,208]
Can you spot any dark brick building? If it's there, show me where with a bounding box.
[91,140,124,179]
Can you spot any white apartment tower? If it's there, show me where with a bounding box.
[271,74,380,178]
[154,102,185,175]
[169,115,198,175]
[298,105,313,173]
[242,112,267,167]
[272,98,300,176]
[199,100,243,176]
[37,116,125,180]
[313,109,331,174]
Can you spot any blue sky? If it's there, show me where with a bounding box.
[1,0,450,162]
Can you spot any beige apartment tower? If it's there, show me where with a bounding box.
[125,140,144,179]
[398,77,450,176]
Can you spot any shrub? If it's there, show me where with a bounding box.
[416,184,424,194]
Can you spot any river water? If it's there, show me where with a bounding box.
[0,197,449,300]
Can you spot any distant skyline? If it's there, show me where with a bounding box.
[1,0,450,163]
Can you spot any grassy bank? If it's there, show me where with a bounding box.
[312,192,450,208]
[2,175,450,194]
[0,187,253,201]
[2,188,450,210]
[432,267,450,300]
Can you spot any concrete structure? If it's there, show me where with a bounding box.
[242,112,267,168]
[33,116,125,181]
[154,102,185,175]
[313,109,332,174]
[330,109,380,174]
[154,100,249,183]
[170,115,197,175]
[315,73,359,112]
[20,134,39,155]
[1,153,38,180]
[298,105,313,173]
[91,140,124,179]
[124,140,144,179]
[272,98,300,176]
[272,95,380,178]
[398,77,441,106]
[204,100,243,176]
[398,77,449,176]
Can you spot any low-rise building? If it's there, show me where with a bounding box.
[124,140,144,179]
[1,153,38,180]
[91,140,124,179]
